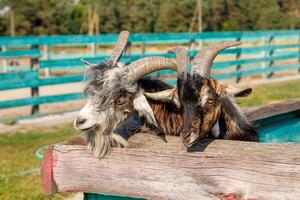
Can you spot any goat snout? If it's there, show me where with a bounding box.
[74,115,96,132]
[180,129,199,147]
[181,129,191,140]
[75,116,87,126]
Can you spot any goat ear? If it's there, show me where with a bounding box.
[81,59,96,67]
[223,85,252,97]
[133,91,159,128]
[144,88,181,108]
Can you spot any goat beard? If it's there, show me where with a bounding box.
[84,109,128,158]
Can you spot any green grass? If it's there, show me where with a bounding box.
[237,79,300,107]
[0,124,78,200]
[0,79,299,200]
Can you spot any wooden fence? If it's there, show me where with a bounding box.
[40,100,300,200]
[1,30,300,120]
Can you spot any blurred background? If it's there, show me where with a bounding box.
[1,0,300,35]
[0,0,300,200]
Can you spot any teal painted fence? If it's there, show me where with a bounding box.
[0,30,300,120]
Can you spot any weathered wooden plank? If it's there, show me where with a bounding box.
[213,64,300,80]
[212,52,300,70]
[0,49,40,58]
[0,93,83,108]
[0,71,39,90]
[39,51,300,73]
[245,98,300,121]
[1,30,300,47]
[38,75,84,86]
[41,133,300,200]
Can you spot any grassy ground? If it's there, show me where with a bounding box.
[0,124,78,200]
[0,79,299,200]
[238,79,300,107]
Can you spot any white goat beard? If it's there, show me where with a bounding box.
[87,110,128,158]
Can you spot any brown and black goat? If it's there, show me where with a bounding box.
[145,44,258,147]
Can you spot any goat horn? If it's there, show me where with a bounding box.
[109,30,130,66]
[167,46,189,78]
[127,56,177,83]
[144,88,181,108]
[191,41,242,77]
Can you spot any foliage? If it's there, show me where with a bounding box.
[0,0,300,36]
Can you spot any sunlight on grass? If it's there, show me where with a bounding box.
[238,80,300,107]
[0,124,78,200]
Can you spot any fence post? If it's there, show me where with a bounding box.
[298,34,300,73]
[44,45,50,77]
[1,46,8,73]
[90,42,96,57]
[141,42,146,55]
[263,35,274,79]
[30,45,39,115]
[235,37,242,83]
[189,39,195,51]
[125,41,131,57]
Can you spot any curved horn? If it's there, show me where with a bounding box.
[109,30,130,65]
[191,41,242,77]
[127,56,177,82]
[167,46,189,78]
[144,88,180,108]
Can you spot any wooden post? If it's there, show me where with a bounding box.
[262,35,274,79]
[197,0,202,32]
[298,34,300,73]
[266,35,274,78]
[30,45,39,115]
[1,46,8,73]
[90,42,96,57]
[44,45,50,77]
[235,37,242,83]
[141,42,146,55]
[10,10,15,37]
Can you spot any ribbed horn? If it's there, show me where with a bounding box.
[144,88,181,108]
[168,46,189,79]
[127,56,177,83]
[191,41,242,76]
[109,30,130,66]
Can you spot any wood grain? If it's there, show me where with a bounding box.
[245,98,300,121]
[42,133,300,200]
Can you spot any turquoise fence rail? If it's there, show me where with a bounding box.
[0,29,300,120]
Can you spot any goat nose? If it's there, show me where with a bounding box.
[181,129,191,140]
[76,117,87,126]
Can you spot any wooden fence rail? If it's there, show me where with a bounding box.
[1,30,300,120]
[41,134,300,200]
[41,100,300,200]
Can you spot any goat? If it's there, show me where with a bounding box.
[74,31,257,158]
[145,44,258,147]
[74,31,180,158]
